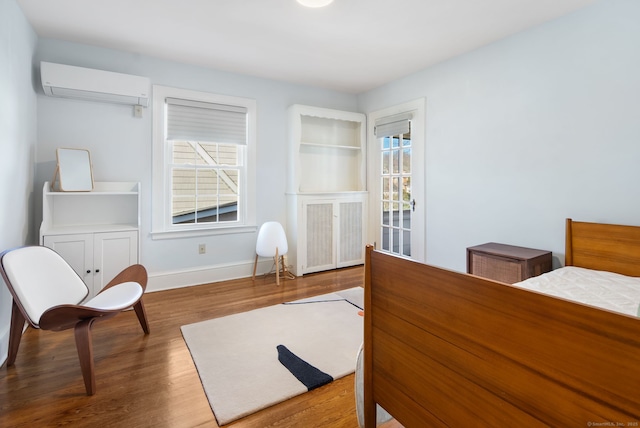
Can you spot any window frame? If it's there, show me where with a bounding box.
[151,85,256,239]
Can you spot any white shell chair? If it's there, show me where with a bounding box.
[252,221,293,285]
[0,245,150,396]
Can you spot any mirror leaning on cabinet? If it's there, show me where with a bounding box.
[51,148,94,192]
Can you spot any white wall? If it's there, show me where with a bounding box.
[358,0,640,272]
[34,39,360,289]
[9,0,640,298]
[0,0,38,364]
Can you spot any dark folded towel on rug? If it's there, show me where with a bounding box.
[277,344,333,391]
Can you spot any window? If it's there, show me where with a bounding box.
[152,86,256,238]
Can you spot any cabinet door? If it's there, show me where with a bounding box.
[337,200,364,268]
[303,201,335,274]
[43,234,93,287]
[93,231,138,295]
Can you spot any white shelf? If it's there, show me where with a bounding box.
[299,142,361,150]
[41,181,141,240]
[288,104,366,194]
[44,223,139,236]
[46,181,139,195]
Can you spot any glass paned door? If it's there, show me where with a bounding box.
[380,130,412,257]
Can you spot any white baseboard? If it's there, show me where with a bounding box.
[0,261,252,366]
[0,258,285,367]
[146,258,281,293]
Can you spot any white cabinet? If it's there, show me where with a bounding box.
[40,182,140,299]
[43,231,137,297]
[286,105,367,276]
[288,194,367,275]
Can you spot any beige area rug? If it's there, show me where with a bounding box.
[180,287,364,425]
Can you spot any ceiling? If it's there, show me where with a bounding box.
[17,0,596,94]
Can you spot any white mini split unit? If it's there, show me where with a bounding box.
[41,61,150,107]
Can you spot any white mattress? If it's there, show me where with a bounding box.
[513,266,640,317]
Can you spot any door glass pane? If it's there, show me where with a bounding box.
[402,177,411,205]
[403,230,411,257]
[382,151,390,174]
[392,177,399,201]
[403,202,411,229]
[378,123,412,257]
[381,226,390,251]
[381,202,390,226]
[392,228,400,253]
[382,177,390,201]
[403,147,411,173]
[392,149,399,174]
[392,203,399,227]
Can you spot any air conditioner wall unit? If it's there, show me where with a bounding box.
[41,62,150,107]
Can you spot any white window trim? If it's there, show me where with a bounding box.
[151,85,257,239]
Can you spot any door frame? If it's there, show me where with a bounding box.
[366,98,426,262]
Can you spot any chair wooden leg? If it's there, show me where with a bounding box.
[133,299,150,334]
[275,247,280,285]
[7,301,26,366]
[74,318,96,396]
[252,254,259,281]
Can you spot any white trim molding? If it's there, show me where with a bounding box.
[146,258,280,292]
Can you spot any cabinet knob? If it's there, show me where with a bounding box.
[95,269,100,273]
[86,270,91,274]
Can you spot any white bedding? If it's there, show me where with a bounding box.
[513,266,640,317]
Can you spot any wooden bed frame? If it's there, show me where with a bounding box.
[363,219,640,427]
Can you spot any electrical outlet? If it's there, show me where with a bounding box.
[198,243,206,254]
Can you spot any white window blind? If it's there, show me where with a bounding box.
[166,97,248,145]
[374,112,413,138]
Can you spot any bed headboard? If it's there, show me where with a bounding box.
[566,218,640,277]
[364,245,640,427]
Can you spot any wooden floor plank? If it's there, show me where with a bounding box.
[0,267,367,427]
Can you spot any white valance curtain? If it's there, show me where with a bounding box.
[374,112,413,138]
[166,97,248,145]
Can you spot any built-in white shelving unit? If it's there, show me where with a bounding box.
[40,181,140,298]
[286,105,367,276]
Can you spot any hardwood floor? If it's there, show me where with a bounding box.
[0,266,371,428]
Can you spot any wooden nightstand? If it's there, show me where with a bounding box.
[466,242,552,284]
